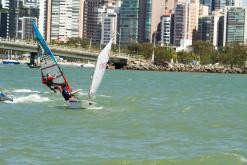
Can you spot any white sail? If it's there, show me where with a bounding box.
[151,49,155,63]
[88,39,112,98]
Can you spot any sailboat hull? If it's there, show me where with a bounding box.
[68,99,96,109]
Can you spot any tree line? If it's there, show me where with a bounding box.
[126,41,247,67]
[52,38,247,67]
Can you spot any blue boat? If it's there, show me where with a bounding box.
[2,60,20,65]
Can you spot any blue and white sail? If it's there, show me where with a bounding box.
[88,39,112,98]
[32,21,72,91]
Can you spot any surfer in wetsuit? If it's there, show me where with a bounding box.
[42,73,60,93]
[61,84,74,101]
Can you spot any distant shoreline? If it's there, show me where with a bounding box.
[124,60,247,74]
[1,59,247,74]
[0,59,82,67]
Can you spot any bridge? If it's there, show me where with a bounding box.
[0,39,144,68]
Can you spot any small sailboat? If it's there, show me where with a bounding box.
[68,39,112,109]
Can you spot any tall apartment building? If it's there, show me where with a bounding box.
[160,10,173,46]
[38,0,47,38]
[0,2,8,38]
[0,0,39,39]
[16,0,39,39]
[83,0,119,44]
[119,0,139,43]
[210,9,224,47]
[198,16,211,41]
[212,0,242,11]
[7,0,15,38]
[223,6,247,46]
[101,9,117,45]
[197,9,224,48]
[174,0,200,46]
[83,0,105,42]
[138,0,165,42]
[47,0,83,42]
[20,17,37,39]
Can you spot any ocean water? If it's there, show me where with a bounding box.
[0,63,247,165]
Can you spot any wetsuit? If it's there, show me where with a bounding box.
[62,87,72,101]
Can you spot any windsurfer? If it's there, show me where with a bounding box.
[61,84,76,101]
[42,73,61,93]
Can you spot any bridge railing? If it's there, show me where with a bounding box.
[0,38,145,61]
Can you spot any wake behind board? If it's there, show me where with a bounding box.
[68,99,96,109]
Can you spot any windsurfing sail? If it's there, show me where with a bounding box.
[88,39,112,98]
[32,21,72,92]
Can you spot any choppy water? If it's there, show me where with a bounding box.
[0,63,247,164]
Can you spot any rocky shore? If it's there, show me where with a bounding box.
[125,60,247,74]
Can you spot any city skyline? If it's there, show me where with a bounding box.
[0,0,247,51]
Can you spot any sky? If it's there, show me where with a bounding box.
[244,0,247,6]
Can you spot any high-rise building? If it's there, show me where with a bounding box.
[83,0,119,44]
[119,0,139,43]
[139,0,152,42]
[139,0,165,42]
[212,0,242,11]
[223,6,247,46]
[198,16,211,41]
[47,0,83,42]
[0,3,7,38]
[160,10,173,46]
[8,0,16,38]
[210,9,224,47]
[16,0,39,39]
[38,0,47,37]
[20,17,37,39]
[197,9,224,47]
[46,0,84,42]
[83,0,105,42]
[101,9,117,45]
[174,0,200,46]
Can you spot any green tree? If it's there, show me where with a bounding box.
[218,43,247,67]
[177,51,199,64]
[191,40,216,65]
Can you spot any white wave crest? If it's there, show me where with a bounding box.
[224,153,247,163]
[241,156,247,162]
[87,106,103,110]
[11,94,50,104]
[13,89,40,93]
[98,94,112,98]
